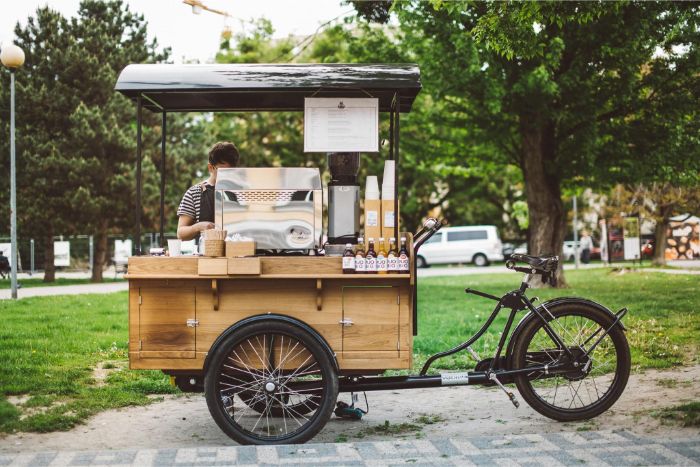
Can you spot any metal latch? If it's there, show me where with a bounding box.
[186,319,199,328]
[339,318,354,327]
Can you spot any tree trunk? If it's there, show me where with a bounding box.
[43,228,55,283]
[652,205,673,266]
[521,118,568,288]
[91,220,108,282]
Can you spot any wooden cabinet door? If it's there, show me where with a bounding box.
[139,287,196,358]
[341,286,399,352]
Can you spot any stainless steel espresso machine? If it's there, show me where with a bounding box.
[327,152,360,245]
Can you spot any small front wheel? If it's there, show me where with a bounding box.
[205,320,338,445]
[511,301,630,421]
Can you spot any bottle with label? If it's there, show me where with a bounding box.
[377,237,388,274]
[355,237,366,274]
[399,237,410,274]
[365,238,377,274]
[388,237,399,274]
[342,243,356,274]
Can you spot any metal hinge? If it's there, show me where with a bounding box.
[138,295,142,305]
[186,319,199,328]
[139,340,142,351]
[397,295,400,305]
[397,340,400,350]
[339,318,354,327]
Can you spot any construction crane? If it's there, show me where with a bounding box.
[183,0,233,40]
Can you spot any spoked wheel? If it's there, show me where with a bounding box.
[204,320,338,445]
[511,301,630,421]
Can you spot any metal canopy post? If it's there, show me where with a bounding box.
[389,105,394,161]
[160,112,167,248]
[135,95,143,256]
[394,93,400,245]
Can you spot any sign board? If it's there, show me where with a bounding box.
[114,239,132,261]
[623,217,641,261]
[304,98,379,152]
[54,241,71,267]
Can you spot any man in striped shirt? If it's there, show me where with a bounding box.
[177,142,240,241]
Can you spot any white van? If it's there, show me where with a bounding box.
[416,225,504,267]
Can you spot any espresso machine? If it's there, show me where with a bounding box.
[327,152,360,245]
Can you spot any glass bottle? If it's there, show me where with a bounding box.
[342,243,356,274]
[365,238,377,274]
[388,237,399,274]
[377,237,388,274]
[355,237,366,274]
[399,236,410,274]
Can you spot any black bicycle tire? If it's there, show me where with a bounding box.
[204,320,338,445]
[511,301,631,421]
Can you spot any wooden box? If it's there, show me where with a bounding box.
[228,257,261,275]
[197,258,227,275]
[225,241,256,257]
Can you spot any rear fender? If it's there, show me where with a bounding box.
[504,297,627,367]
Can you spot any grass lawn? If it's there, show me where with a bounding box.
[0,268,698,434]
[0,277,125,289]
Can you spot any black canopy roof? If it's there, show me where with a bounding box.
[114,63,421,113]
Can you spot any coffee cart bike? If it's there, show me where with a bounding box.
[115,63,631,445]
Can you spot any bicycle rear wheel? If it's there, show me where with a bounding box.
[511,301,630,421]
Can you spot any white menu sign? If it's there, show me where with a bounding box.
[304,98,379,152]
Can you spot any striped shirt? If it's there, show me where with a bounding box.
[177,182,212,222]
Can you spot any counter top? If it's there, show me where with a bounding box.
[125,256,412,280]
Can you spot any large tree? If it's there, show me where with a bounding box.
[1,8,77,281]
[354,1,700,285]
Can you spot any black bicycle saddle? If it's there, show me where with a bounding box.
[508,253,559,273]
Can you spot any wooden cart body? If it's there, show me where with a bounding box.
[127,255,414,373]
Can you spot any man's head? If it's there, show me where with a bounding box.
[207,141,240,182]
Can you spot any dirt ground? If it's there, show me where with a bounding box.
[1,365,698,453]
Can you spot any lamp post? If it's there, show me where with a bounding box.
[1,43,25,299]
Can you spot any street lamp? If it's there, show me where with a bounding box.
[1,43,25,299]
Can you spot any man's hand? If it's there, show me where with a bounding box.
[177,216,214,241]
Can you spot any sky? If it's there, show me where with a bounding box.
[0,0,351,63]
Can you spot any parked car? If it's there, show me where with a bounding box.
[416,225,504,267]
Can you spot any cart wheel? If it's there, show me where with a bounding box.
[511,302,630,422]
[205,320,338,445]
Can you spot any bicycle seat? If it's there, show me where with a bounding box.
[508,253,559,273]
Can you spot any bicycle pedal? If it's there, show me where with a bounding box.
[488,373,520,408]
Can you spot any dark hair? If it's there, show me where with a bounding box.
[208,142,240,166]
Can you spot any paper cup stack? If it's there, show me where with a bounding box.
[203,229,227,257]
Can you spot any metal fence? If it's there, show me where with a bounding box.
[0,233,176,273]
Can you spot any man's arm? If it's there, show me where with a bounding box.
[177,215,214,241]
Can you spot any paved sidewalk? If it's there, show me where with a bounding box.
[0,282,127,300]
[1,430,698,466]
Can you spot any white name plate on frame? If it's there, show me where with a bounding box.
[304,97,379,152]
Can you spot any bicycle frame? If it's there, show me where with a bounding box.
[339,274,623,393]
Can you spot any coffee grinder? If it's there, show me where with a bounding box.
[327,152,360,245]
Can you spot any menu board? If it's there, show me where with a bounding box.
[304,98,379,152]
